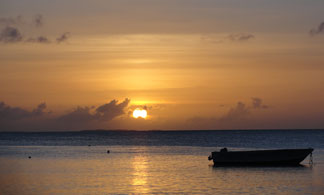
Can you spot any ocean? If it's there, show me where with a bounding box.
[0,130,324,194]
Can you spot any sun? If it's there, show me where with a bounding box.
[133,109,148,119]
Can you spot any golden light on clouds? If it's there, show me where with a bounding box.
[133,109,148,119]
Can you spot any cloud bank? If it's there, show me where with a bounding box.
[0,99,130,131]
[0,102,47,120]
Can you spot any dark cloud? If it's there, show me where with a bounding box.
[310,22,324,36]
[26,36,51,43]
[56,32,70,43]
[33,14,43,27]
[227,33,255,41]
[0,16,23,26]
[95,99,130,121]
[0,26,23,43]
[0,99,130,131]
[32,103,47,116]
[0,102,30,120]
[0,102,46,121]
[251,97,269,109]
[58,98,130,123]
[58,106,95,123]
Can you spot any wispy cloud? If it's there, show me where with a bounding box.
[56,32,70,43]
[220,101,250,121]
[251,97,269,109]
[221,97,268,121]
[0,16,23,26]
[186,97,269,129]
[0,14,71,44]
[227,33,255,41]
[26,36,51,43]
[33,14,43,27]
[201,33,255,44]
[310,22,324,36]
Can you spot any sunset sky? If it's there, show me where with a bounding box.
[1,0,324,131]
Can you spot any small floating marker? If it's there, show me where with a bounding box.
[88,144,91,147]
[107,150,110,154]
[28,156,31,159]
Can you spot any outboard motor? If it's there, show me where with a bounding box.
[220,147,228,153]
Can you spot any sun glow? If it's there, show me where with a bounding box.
[133,109,148,119]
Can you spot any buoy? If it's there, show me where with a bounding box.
[28,156,31,159]
[88,144,91,147]
[107,150,110,154]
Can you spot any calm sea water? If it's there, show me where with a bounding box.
[0,130,324,194]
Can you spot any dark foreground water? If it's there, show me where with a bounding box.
[0,130,324,194]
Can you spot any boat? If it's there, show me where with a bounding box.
[208,148,313,166]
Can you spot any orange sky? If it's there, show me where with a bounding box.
[1,0,324,131]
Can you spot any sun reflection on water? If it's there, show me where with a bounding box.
[132,155,150,193]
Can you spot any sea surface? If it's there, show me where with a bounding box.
[0,130,324,194]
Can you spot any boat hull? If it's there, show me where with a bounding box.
[210,148,313,166]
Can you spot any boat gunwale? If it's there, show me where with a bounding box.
[211,148,314,154]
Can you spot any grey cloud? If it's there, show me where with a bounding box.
[1,15,71,44]
[58,98,130,123]
[186,98,269,129]
[221,98,268,121]
[32,103,47,116]
[0,102,46,120]
[220,102,250,121]
[129,104,151,110]
[58,106,95,123]
[27,36,51,43]
[0,15,43,27]
[310,22,324,36]
[228,33,255,41]
[0,99,130,131]
[33,14,43,27]
[56,32,70,43]
[201,33,255,44]
[0,26,23,43]
[95,99,130,121]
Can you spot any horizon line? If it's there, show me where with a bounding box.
[1,128,324,133]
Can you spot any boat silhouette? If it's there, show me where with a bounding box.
[208,148,313,166]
